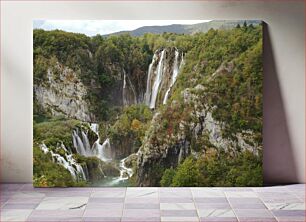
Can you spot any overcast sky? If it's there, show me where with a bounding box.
[33,20,210,36]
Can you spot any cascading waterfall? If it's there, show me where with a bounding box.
[149,49,166,109]
[105,156,134,186]
[72,123,112,162]
[163,50,181,105]
[40,143,86,181]
[72,129,87,156]
[145,48,184,109]
[72,123,134,186]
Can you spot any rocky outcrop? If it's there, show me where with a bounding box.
[110,136,135,159]
[34,63,94,122]
[104,64,147,107]
[136,64,262,186]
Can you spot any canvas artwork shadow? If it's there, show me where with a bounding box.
[33,20,263,187]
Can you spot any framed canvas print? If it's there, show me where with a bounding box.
[33,20,263,187]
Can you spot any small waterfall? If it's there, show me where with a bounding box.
[149,49,166,109]
[123,71,127,106]
[122,69,137,106]
[98,138,112,162]
[90,123,99,134]
[72,130,87,156]
[81,131,91,152]
[72,123,112,162]
[40,143,86,181]
[105,156,134,186]
[119,157,133,180]
[163,50,180,104]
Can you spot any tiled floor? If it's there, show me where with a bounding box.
[0,184,304,222]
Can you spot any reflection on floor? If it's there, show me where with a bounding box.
[0,184,304,222]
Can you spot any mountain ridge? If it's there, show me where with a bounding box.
[105,20,262,36]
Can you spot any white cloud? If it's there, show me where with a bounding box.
[33,20,210,36]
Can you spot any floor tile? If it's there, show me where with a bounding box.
[2,203,39,209]
[257,192,301,203]
[276,218,306,222]
[234,209,274,218]
[44,191,91,197]
[198,209,235,217]
[125,203,160,209]
[160,203,196,210]
[126,188,158,198]
[265,202,305,210]
[1,184,24,191]
[194,197,228,203]
[7,197,44,204]
[36,196,88,210]
[253,186,290,193]
[228,198,266,209]
[159,188,192,198]
[83,209,123,217]
[91,189,125,198]
[196,203,231,209]
[10,191,45,199]
[161,216,199,222]
[86,202,123,209]
[0,209,32,221]
[121,217,161,221]
[160,197,194,203]
[225,191,258,198]
[82,217,121,222]
[272,209,305,217]
[26,217,83,221]
[89,197,124,203]
[125,197,159,203]
[28,209,84,218]
[83,217,121,222]
[228,198,262,204]
[122,209,160,217]
[200,217,238,221]
[1,183,306,222]
[192,189,225,197]
[237,218,277,222]
[161,209,198,217]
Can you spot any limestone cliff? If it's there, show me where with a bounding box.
[34,62,94,122]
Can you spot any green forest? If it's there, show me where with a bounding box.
[33,21,263,187]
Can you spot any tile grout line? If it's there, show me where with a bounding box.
[80,187,93,222]
[190,187,201,222]
[22,186,46,221]
[158,187,161,222]
[253,187,280,222]
[120,187,127,222]
[224,188,240,222]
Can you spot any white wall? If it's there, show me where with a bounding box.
[1,1,305,184]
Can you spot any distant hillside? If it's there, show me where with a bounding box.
[106,20,261,36]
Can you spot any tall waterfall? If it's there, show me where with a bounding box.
[145,47,183,109]
[122,69,137,106]
[40,143,87,181]
[144,53,158,105]
[163,50,182,105]
[72,123,112,162]
[149,49,166,109]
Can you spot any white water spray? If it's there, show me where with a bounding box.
[149,49,166,109]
